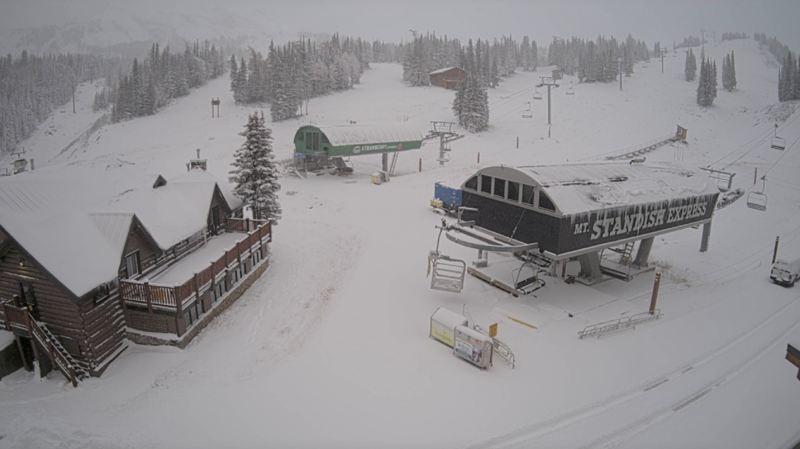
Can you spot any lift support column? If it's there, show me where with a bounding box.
[700,221,712,252]
[632,237,654,268]
[577,252,603,281]
[382,153,389,172]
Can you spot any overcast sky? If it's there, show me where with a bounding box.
[1,0,798,53]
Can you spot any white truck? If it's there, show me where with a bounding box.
[771,258,800,287]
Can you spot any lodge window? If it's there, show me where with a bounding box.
[493,178,506,198]
[125,251,140,278]
[522,185,535,205]
[321,134,329,144]
[464,176,478,191]
[480,175,492,194]
[297,132,304,141]
[538,190,556,212]
[507,181,520,202]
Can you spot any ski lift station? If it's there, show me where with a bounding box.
[440,161,720,283]
[293,123,424,174]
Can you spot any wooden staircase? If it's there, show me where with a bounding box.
[1,299,87,386]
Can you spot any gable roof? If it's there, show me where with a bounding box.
[429,66,464,75]
[0,164,242,300]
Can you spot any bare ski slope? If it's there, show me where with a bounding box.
[1,38,800,448]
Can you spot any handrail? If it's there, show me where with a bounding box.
[2,300,78,387]
[579,310,662,339]
[580,134,675,162]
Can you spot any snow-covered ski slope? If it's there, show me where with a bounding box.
[1,38,800,449]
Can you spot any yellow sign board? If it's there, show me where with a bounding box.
[489,323,498,338]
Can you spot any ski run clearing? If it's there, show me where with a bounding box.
[2,38,800,449]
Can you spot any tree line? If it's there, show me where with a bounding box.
[0,51,125,154]
[105,40,227,123]
[402,32,538,88]
[548,34,651,83]
[754,33,798,103]
[229,34,374,122]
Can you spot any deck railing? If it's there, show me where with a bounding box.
[120,220,271,317]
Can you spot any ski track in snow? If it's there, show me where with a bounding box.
[471,292,800,449]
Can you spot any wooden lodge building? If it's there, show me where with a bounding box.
[0,159,272,386]
[429,67,467,90]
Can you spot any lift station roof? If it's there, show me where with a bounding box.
[294,123,424,157]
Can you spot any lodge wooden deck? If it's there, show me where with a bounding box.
[119,219,271,335]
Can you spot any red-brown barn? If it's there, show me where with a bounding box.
[429,67,467,90]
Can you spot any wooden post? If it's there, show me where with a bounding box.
[144,281,153,314]
[649,272,661,315]
[419,158,422,172]
[2,303,9,331]
[773,236,780,264]
[561,261,567,279]
[175,282,184,337]
[477,152,480,164]
[516,136,519,149]
[15,335,30,371]
[246,217,250,233]
[754,168,758,186]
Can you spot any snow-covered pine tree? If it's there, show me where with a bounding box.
[697,58,708,106]
[685,49,696,81]
[229,54,238,93]
[229,112,282,223]
[235,57,248,104]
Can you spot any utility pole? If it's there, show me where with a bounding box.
[660,49,668,73]
[538,77,559,125]
[700,29,706,59]
[618,57,623,91]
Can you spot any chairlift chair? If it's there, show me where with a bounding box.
[747,176,768,211]
[771,136,786,150]
[566,81,575,95]
[533,87,543,100]
[427,219,467,293]
[771,123,786,150]
[522,102,533,119]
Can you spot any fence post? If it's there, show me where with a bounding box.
[754,168,757,186]
[773,236,780,264]
[649,272,661,315]
[144,281,153,314]
[477,152,480,164]
[419,158,422,172]
[246,217,250,233]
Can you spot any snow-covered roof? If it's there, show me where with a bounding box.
[316,124,424,147]
[472,162,719,216]
[0,164,242,299]
[429,67,464,75]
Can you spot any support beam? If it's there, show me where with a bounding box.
[382,153,388,172]
[700,221,712,252]
[632,237,654,268]
[577,252,603,281]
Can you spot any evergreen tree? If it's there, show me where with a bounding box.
[722,52,737,92]
[730,51,737,91]
[697,57,717,107]
[229,54,238,92]
[229,112,282,223]
[685,49,696,81]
